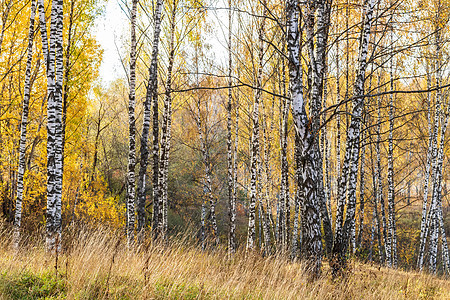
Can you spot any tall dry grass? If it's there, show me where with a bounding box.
[0,225,448,299]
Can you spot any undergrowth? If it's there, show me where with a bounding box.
[0,226,448,299]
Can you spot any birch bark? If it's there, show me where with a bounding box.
[331,0,376,272]
[136,0,164,240]
[46,0,64,251]
[13,0,37,249]
[227,0,236,254]
[287,0,322,275]
[356,131,365,252]
[158,0,177,240]
[387,53,397,268]
[417,61,434,271]
[418,28,443,272]
[376,89,388,264]
[246,1,265,250]
[305,0,333,255]
[126,0,138,246]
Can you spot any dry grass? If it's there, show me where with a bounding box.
[0,226,448,299]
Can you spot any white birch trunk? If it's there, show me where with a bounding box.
[356,131,365,252]
[126,0,138,246]
[429,102,449,273]
[231,99,239,252]
[246,2,265,250]
[332,0,376,272]
[227,0,236,254]
[419,28,443,273]
[291,135,301,260]
[280,94,290,249]
[305,0,333,256]
[158,0,177,241]
[288,0,322,275]
[417,62,434,271]
[195,98,219,247]
[46,0,64,252]
[376,90,388,264]
[335,37,341,210]
[13,0,37,249]
[387,54,397,268]
[136,0,164,240]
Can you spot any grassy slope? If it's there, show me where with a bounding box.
[0,228,448,300]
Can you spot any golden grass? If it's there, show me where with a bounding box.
[0,226,448,299]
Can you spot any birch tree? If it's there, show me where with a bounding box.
[287,0,322,275]
[158,0,178,240]
[45,0,65,251]
[376,84,388,264]
[12,0,37,249]
[304,0,333,255]
[386,37,397,268]
[194,89,219,248]
[332,0,377,273]
[356,129,365,253]
[417,9,450,272]
[126,0,138,246]
[227,0,236,254]
[246,0,266,251]
[136,0,164,240]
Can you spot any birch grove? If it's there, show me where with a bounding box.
[1,0,450,280]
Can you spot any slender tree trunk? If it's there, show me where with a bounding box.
[438,195,450,274]
[376,85,388,264]
[369,207,375,262]
[331,0,376,273]
[37,0,48,65]
[126,0,138,246]
[386,53,397,268]
[231,95,239,252]
[13,0,37,249]
[356,130,365,252]
[227,0,236,254]
[277,63,286,248]
[158,0,177,241]
[162,103,172,238]
[370,138,382,263]
[325,130,332,220]
[259,117,271,254]
[258,160,270,254]
[335,36,341,214]
[291,135,301,260]
[417,54,434,271]
[280,90,290,250]
[247,1,266,250]
[136,0,164,240]
[195,98,219,247]
[45,0,64,252]
[429,94,449,273]
[419,28,443,272]
[264,93,276,253]
[433,109,450,274]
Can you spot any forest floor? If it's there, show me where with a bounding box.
[0,227,449,300]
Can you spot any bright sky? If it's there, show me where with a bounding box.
[93,0,230,85]
[94,0,129,84]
